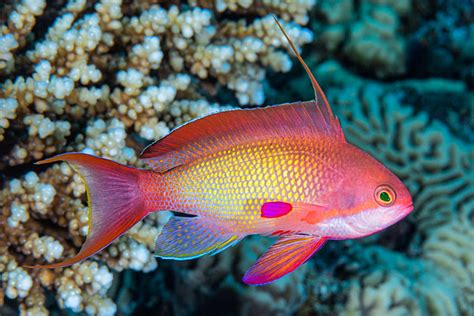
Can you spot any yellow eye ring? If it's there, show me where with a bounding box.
[374,185,396,207]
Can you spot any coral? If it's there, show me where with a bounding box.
[422,218,474,314]
[0,0,46,74]
[76,118,137,164]
[406,0,474,87]
[339,216,473,316]
[0,0,315,315]
[0,1,314,168]
[312,0,474,82]
[313,0,410,78]
[344,270,425,315]
[189,0,315,24]
[342,265,460,316]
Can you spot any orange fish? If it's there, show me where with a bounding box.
[28,17,413,285]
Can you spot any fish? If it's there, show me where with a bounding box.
[27,17,414,285]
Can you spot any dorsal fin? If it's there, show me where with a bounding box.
[140,101,344,172]
[140,19,344,172]
[272,15,339,132]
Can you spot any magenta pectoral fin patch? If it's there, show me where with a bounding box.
[261,202,293,218]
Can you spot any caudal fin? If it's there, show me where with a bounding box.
[26,153,147,268]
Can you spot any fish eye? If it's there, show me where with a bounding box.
[374,185,396,207]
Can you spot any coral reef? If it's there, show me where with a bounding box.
[312,0,474,82]
[1,0,472,315]
[407,0,474,87]
[313,0,410,78]
[0,0,314,167]
[0,0,315,315]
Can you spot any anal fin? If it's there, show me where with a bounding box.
[155,216,241,260]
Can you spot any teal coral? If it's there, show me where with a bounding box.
[314,0,409,78]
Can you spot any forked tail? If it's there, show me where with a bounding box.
[26,153,148,268]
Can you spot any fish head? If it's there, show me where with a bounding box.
[323,145,414,239]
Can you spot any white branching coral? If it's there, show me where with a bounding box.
[26,235,64,263]
[55,262,115,313]
[105,239,157,273]
[190,0,316,24]
[78,118,137,164]
[0,0,46,73]
[3,263,34,300]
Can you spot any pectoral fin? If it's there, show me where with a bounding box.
[261,202,328,219]
[243,234,327,285]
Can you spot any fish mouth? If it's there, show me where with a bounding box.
[389,203,414,224]
[401,203,414,215]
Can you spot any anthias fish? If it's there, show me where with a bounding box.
[28,18,413,285]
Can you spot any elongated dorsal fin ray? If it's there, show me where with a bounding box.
[140,101,344,172]
[139,18,346,172]
[272,16,336,125]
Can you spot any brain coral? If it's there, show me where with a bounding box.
[0,0,315,314]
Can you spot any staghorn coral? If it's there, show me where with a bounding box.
[0,0,315,314]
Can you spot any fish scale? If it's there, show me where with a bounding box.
[141,137,343,234]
